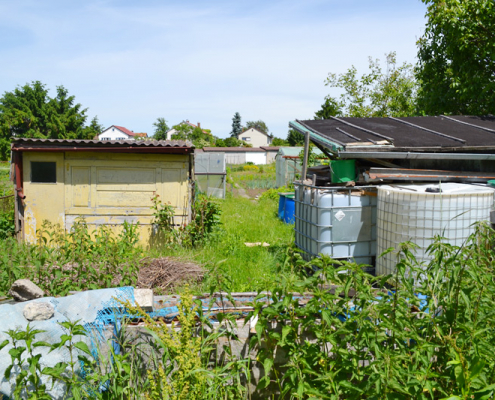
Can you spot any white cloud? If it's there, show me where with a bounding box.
[0,0,426,138]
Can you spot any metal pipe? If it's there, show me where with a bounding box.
[338,151,495,161]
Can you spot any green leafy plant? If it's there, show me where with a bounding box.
[249,222,495,399]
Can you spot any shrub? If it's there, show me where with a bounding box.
[151,193,221,248]
[243,165,259,172]
[259,186,293,201]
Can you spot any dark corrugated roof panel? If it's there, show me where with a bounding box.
[299,116,495,151]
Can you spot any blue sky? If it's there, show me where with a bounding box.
[0,0,427,139]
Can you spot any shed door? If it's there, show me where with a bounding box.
[64,158,188,225]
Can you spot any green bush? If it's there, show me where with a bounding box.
[259,186,293,201]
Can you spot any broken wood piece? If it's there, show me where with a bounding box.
[244,242,270,247]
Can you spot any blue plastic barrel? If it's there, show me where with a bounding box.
[278,194,286,220]
[283,196,295,224]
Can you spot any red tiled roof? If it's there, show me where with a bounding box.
[113,125,136,137]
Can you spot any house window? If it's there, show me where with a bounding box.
[31,162,56,183]
[242,137,251,141]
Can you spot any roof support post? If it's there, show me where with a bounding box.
[301,130,310,182]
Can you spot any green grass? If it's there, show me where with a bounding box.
[155,195,294,292]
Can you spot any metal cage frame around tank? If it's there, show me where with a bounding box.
[293,183,378,265]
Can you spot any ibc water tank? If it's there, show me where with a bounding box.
[294,185,377,265]
[376,183,495,276]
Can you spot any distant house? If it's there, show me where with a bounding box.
[98,125,146,141]
[237,127,272,147]
[166,120,210,140]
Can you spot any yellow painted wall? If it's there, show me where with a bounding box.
[22,152,66,244]
[22,151,190,247]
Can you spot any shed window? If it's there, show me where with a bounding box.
[31,162,56,183]
[242,137,251,141]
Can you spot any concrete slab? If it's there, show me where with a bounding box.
[134,289,154,312]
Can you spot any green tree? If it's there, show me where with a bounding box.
[230,112,242,137]
[170,123,213,148]
[244,120,269,134]
[84,116,104,138]
[314,96,342,119]
[215,138,226,147]
[286,129,305,146]
[153,117,170,140]
[325,52,417,118]
[272,137,288,146]
[416,0,495,115]
[0,81,95,159]
[170,123,193,141]
[224,137,242,147]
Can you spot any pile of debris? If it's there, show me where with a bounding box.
[137,257,204,291]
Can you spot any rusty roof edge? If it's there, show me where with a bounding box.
[11,137,194,149]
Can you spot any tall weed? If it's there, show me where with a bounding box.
[251,222,495,399]
[0,219,142,297]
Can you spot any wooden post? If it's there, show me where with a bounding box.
[301,131,310,183]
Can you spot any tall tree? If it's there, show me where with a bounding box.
[0,81,95,159]
[325,52,417,118]
[153,117,170,140]
[85,116,104,138]
[230,112,242,137]
[286,129,305,146]
[48,86,89,139]
[314,97,342,119]
[244,120,269,134]
[416,0,495,115]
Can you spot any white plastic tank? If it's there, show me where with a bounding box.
[376,183,495,276]
[295,185,377,265]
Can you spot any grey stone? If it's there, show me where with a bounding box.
[8,279,44,302]
[23,302,54,321]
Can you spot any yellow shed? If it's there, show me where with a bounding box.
[11,138,194,247]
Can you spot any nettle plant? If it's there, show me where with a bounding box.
[250,222,495,400]
[0,218,142,297]
[151,192,221,248]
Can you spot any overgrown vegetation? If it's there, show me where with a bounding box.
[250,222,495,399]
[0,163,15,239]
[151,192,222,247]
[0,219,142,297]
[3,223,495,399]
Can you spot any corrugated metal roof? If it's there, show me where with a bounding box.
[11,138,194,153]
[12,138,192,147]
